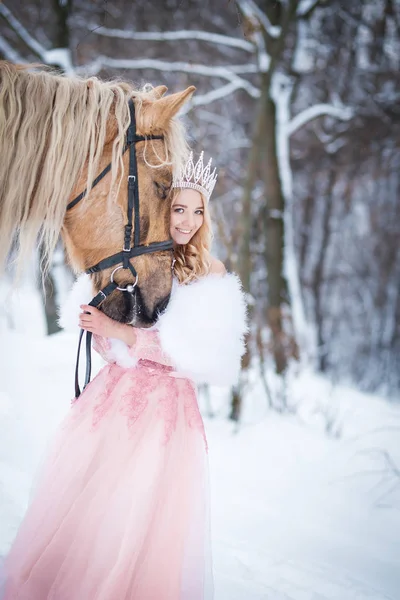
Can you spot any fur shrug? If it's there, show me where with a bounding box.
[59,272,248,387]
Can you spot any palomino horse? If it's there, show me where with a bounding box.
[0,61,195,327]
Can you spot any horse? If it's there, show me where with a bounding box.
[0,61,195,327]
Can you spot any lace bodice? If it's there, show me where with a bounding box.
[93,328,175,368]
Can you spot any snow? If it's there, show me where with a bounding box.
[188,82,255,110]
[297,0,320,18]
[292,19,315,74]
[78,57,260,100]
[287,104,353,138]
[43,48,75,75]
[90,26,254,53]
[258,51,271,73]
[0,323,399,598]
[272,74,315,363]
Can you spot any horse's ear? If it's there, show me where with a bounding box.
[152,86,196,126]
[152,85,168,98]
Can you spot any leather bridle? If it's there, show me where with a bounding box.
[67,98,173,397]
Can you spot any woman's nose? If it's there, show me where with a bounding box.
[183,214,194,228]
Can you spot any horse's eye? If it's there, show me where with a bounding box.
[154,181,171,200]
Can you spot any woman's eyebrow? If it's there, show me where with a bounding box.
[173,203,204,210]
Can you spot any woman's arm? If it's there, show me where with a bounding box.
[79,305,137,345]
[79,305,175,367]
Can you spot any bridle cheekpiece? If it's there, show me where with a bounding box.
[67,98,173,397]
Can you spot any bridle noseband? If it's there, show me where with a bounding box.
[67,98,173,397]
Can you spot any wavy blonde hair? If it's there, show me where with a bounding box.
[172,190,213,284]
[0,61,189,276]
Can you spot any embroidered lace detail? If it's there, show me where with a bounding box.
[134,329,175,367]
[92,335,114,363]
[157,378,179,445]
[110,362,179,445]
[91,365,124,428]
[67,348,207,451]
[120,388,148,431]
[119,368,157,431]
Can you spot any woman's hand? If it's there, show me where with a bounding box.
[79,305,136,346]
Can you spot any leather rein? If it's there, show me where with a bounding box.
[67,98,173,397]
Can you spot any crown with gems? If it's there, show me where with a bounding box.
[172,151,218,202]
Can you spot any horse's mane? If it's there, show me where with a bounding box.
[0,61,188,276]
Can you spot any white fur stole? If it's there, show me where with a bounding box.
[157,274,248,385]
[59,273,248,386]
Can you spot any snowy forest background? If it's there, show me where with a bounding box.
[1,2,400,599]
[1,0,399,412]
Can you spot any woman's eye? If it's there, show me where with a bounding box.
[195,210,204,215]
[174,207,184,213]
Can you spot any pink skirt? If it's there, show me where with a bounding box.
[2,360,213,599]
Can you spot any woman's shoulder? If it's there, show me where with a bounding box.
[208,256,227,276]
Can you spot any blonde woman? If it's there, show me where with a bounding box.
[3,152,247,600]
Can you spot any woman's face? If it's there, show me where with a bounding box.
[170,188,204,245]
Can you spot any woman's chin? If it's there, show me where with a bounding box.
[174,234,192,245]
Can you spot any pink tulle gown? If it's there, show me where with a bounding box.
[3,330,213,600]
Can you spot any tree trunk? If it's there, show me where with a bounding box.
[230,0,299,418]
[51,0,72,50]
[38,246,62,336]
[312,165,336,372]
[229,65,268,422]
[229,330,251,421]
[261,94,288,374]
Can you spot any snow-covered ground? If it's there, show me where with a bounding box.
[0,322,399,599]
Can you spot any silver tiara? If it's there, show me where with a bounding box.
[172,151,218,201]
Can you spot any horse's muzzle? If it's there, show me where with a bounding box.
[101,286,171,328]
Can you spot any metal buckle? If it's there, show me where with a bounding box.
[110,265,138,292]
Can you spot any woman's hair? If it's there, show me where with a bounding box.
[172,190,213,285]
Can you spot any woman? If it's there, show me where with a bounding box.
[2,152,247,600]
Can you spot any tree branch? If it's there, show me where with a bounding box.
[186,81,260,111]
[0,4,74,73]
[0,35,25,62]
[89,24,255,53]
[287,103,353,137]
[297,0,321,19]
[235,0,272,73]
[78,57,261,99]
[337,7,377,35]
[0,4,46,59]
[236,0,281,40]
